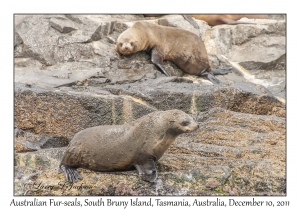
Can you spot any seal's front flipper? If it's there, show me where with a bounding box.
[212,67,232,75]
[134,158,157,182]
[151,48,170,76]
[59,164,82,183]
[182,15,199,29]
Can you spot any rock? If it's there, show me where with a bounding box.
[205,19,286,65]
[159,107,286,195]
[267,14,286,20]
[155,15,210,40]
[15,139,41,153]
[14,166,43,196]
[14,83,156,137]
[114,182,139,196]
[14,128,70,153]
[15,147,66,170]
[14,15,117,66]
[104,78,285,117]
[224,186,239,196]
[14,67,105,89]
[14,58,44,70]
[204,19,286,100]
[14,15,60,66]
[14,31,23,47]
[205,178,220,190]
[50,17,78,33]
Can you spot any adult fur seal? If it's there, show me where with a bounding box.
[117,21,231,84]
[59,109,199,183]
[189,14,268,26]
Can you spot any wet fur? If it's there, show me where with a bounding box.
[59,110,199,182]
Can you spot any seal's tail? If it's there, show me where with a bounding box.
[201,67,232,84]
[59,164,82,183]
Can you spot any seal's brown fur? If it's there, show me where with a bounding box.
[59,109,198,182]
[117,21,231,84]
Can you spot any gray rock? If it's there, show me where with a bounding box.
[155,15,210,40]
[14,166,43,196]
[14,32,23,47]
[14,58,44,70]
[14,15,60,65]
[205,178,221,190]
[15,139,41,152]
[14,67,105,89]
[206,20,286,64]
[14,83,156,137]
[103,78,285,117]
[14,128,70,152]
[50,17,78,33]
[15,147,66,170]
[267,14,286,20]
[14,15,116,66]
[203,18,286,99]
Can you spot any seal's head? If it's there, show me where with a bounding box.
[116,29,139,55]
[116,22,150,56]
[167,110,199,135]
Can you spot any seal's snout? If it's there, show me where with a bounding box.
[192,123,199,131]
[119,43,134,55]
[182,121,199,133]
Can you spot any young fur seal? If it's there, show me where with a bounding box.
[59,109,199,183]
[116,21,232,84]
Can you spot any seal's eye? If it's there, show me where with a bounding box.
[130,42,134,46]
[181,121,190,126]
[119,43,123,47]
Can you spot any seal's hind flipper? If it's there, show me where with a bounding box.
[212,67,232,75]
[182,15,199,29]
[134,158,157,182]
[59,164,82,183]
[201,72,221,84]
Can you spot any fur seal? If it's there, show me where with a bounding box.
[189,14,268,26]
[143,14,268,27]
[59,109,199,183]
[116,21,232,84]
